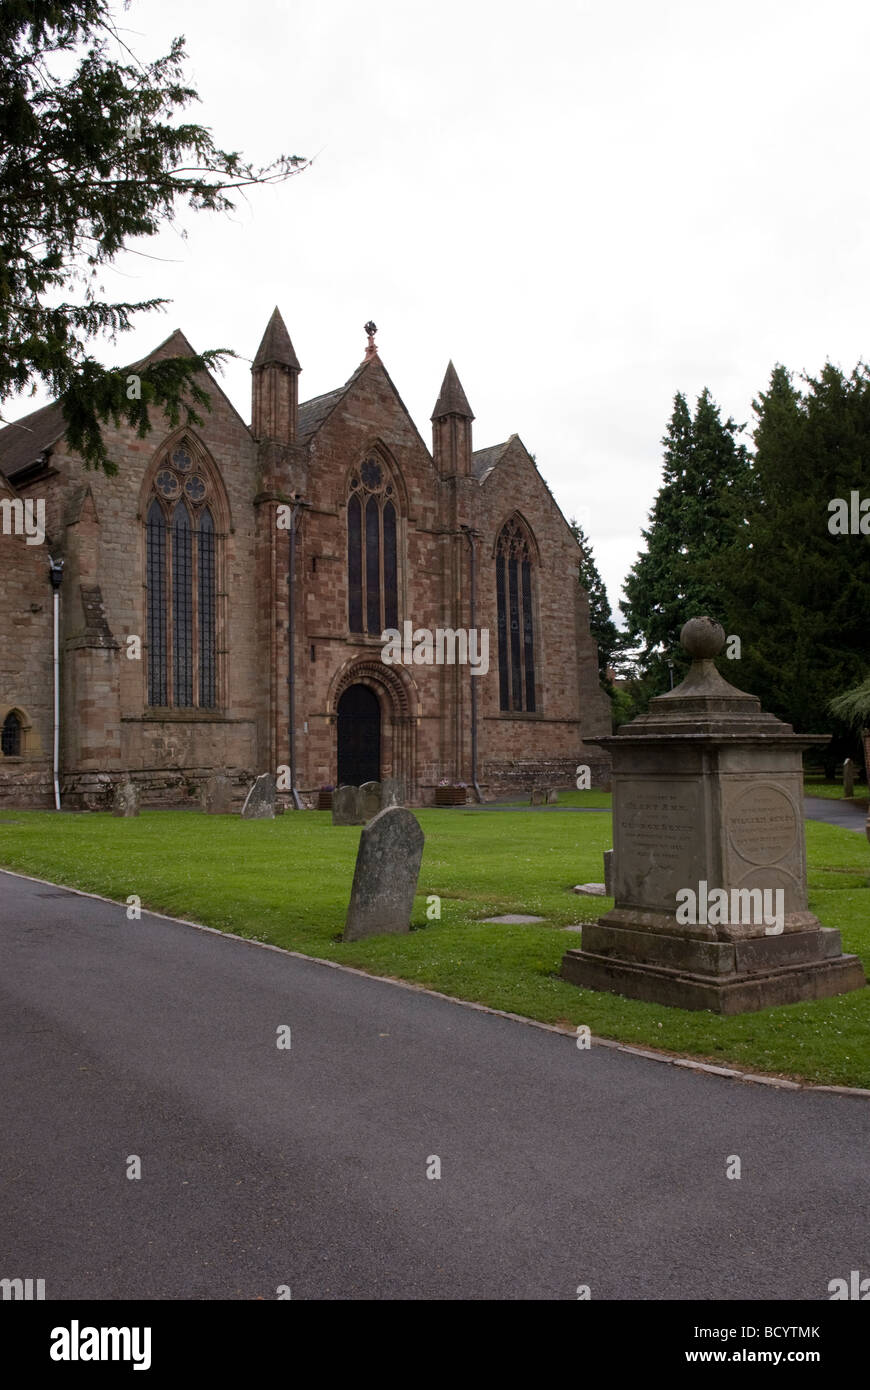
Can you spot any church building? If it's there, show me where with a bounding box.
[0,311,610,808]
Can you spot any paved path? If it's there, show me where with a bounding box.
[456,797,868,828]
[1,869,867,1301]
[804,796,868,833]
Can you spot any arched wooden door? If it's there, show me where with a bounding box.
[337,683,381,786]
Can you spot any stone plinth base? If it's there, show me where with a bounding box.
[561,922,866,1013]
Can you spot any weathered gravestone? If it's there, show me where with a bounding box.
[241,772,276,820]
[332,785,364,826]
[530,787,546,805]
[547,788,559,804]
[381,777,402,808]
[201,774,234,814]
[112,778,139,817]
[561,616,867,1013]
[343,806,425,942]
[358,781,383,822]
[603,849,614,897]
[843,757,855,798]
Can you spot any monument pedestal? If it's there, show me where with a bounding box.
[562,923,864,1013]
[561,618,867,1015]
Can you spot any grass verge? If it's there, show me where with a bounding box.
[1,795,868,1088]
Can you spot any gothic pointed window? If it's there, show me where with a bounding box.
[495,517,537,712]
[1,711,22,756]
[348,457,400,634]
[145,440,220,709]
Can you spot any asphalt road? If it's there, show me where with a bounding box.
[804,796,868,833]
[1,869,867,1301]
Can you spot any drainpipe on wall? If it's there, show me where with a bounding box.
[461,526,483,804]
[287,499,309,810]
[48,557,64,810]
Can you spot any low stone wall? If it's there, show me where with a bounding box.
[481,753,610,798]
[0,761,54,808]
[0,766,253,812]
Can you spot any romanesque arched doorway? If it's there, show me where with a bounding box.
[337,683,381,786]
[329,658,420,801]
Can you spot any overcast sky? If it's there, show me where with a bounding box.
[9,0,870,618]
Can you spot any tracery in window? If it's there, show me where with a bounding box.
[145,439,219,709]
[495,517,537,712]
[348,456,400,635]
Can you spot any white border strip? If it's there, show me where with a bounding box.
[2,866,868,1099]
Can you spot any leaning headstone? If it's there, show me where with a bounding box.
[332,785,363,826]
[112,778,139,818]
[561,616,866,1013]
[241,772,276,820]
[381,777,402,808]
[843,757,855,798]
[202,774,234,815]
[358,781,383,822]
[343,806,425,942]
[603,849,614,896]
[530,787,545,805]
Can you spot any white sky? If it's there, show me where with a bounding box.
[8,0,870,620]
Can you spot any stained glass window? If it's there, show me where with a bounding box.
[198,508,216,708]
[495,518,537,712]
[347,457,400,635]
[348,493,363,633]
[145,439,219,710]
[172,503,193,706]
[146,499,168,705]
[365,495,380,635]
[383,502,398,630]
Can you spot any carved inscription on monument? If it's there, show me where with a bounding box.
[728,783,797,865]
[616,779,701,909]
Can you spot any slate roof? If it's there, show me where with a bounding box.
[0,400,67,479]
[432,361,474,420]
[296,363,366,445]
[471,436,514,482]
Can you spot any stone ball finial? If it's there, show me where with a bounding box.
[680,616,726,660]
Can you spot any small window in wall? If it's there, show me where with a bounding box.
[1,711,22,756]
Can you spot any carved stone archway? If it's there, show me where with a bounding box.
[327,657,420,802]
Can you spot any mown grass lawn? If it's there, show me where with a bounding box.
[1,794,869,1088]
[804,774,869,805]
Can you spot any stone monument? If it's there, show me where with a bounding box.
[332,785,363,826]
[112,778,139,817]
[202,774,234,814]
[561,617,866,1013]
[358,781,383,822]
[343,806,425,941]
[241,772,276,820]
[843,757,855,798]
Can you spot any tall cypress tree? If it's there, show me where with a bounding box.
[720,362,870,763]
[569,519,621,686]
[621,390,750,693]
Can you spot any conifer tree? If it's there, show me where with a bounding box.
[721,362,870,763]
[0,1,308,472]
[569,518,621,686]
[621,390,750,692]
